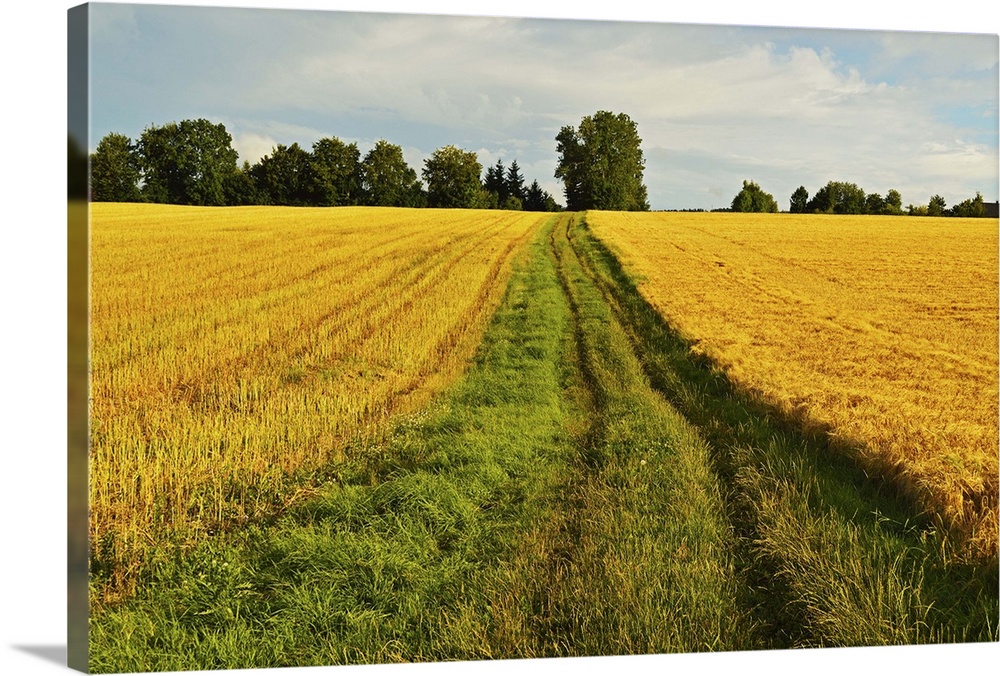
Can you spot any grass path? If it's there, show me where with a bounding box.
[89,214,997,672]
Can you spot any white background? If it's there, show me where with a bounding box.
[2,2,998,675]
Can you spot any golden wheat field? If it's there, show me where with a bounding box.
[588,211,999,558]
[90,203,545,591]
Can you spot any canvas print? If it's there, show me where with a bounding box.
[68,2,999,673]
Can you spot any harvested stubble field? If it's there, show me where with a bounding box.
[89,208,997,671]
[588,211,999,560]
[89,203,543,596]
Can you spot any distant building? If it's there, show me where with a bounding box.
[985,201,999,219]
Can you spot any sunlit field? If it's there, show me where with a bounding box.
[89,203,544,596]
[588,211,999,560]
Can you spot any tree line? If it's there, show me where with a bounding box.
[730,179,993,217]
[89,118,561,212]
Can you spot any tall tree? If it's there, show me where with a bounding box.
[251,143,313,206]
[309,137,361,206]
[789,186,809,213]
[505,159,526,206]
[360,140,424,207]
[483,159,508,207]
[137,119,239,205]
[422,145,486,209]
[555,110,649,211]
[731,180,778,213]
[884,189,904,215]
[90,132,142,202]
[928,194,947,217]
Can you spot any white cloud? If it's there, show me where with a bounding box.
[231,132,279,165]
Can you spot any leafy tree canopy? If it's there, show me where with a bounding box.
[361,140,424,207]
[806,181,866,215]
[731,180,778,213]
[422,145,485,209]
[251,143,313,206]
[310,137,361,207]
[137,118,238,206]
[555,110,649,211]
[789,186,809,214]
[951,192,986,218]
[927,194,947,217]
[90,132,142,202]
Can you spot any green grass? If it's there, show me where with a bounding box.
[89,212,997,672]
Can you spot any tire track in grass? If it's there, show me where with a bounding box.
[568,214,998,647]
[539,213,756,654]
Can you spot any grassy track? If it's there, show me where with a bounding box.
[90,213,997,671]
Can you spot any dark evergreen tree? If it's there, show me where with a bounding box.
[483,159,508,207]
[505,159,526,206]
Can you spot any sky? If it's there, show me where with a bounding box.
[83,1,999,211]
[82,4,998,209]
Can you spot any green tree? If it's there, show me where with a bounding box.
[731,180,778,213]
[864,192,885,215]
[806,181,866,214]
[951,192,986,218]
[789,185,809,213]
[309,137,361,206]
[884,189,904,215]
[90,132,142,202]
[251,143,313,206]
[137,119,239,205]
[360,140,424,207]
[483,159,508,207]
[523,180,560,212]
[223,161,262,206]
[927,194,947,217]
[422,145,486,208]
[555,110,649,211]
[505,159,526,206]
